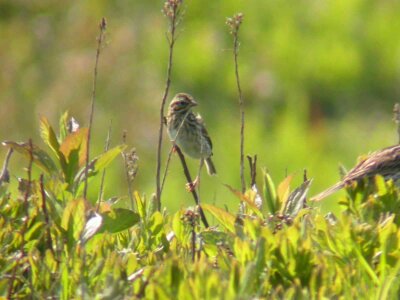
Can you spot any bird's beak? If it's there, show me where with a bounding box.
[190,100,198,107]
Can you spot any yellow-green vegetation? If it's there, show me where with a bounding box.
[1,115,400,298]
[1,0,400,214]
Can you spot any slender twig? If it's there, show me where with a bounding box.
[0,148,13,184]
[7,140,34,298]
[227,13,245,193]
[160,145,174,195]
[39,174,55,257]
[175,146,209,228]
[247,154,257,186]
[156,0,182,211]
[97,120,112,212]
[303,169,308,182]
[83,17,107,200]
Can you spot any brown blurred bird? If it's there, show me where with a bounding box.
[311,145,400,201]
[166,93,216,176]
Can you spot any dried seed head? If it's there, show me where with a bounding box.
[100,17,107,31]
[226,13,244,34]
[124,148,139,182]
[163,0,182,18]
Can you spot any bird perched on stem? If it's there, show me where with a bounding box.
[166,93,216,186]
[311,144,400,202]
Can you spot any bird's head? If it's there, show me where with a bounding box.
[169,93,198,113]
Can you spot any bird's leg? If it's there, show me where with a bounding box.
[172,144,178,153]
[186,158,204,193]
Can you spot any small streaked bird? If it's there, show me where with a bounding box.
[166,93,216,176]
[311,144,400,202]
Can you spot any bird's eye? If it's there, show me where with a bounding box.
[174,101,186,109]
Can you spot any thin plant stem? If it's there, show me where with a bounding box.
[160,145,174,195]
[175,146,209,228]
[97,120,112,212]
[156,1,181,211]
[83,17,107,200]
[234,30,246,194]
[227,13,246,194]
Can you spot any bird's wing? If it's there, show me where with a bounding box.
[345,145,400,181]
[196,114,213,151]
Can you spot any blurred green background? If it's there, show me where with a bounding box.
[1,0,400,213]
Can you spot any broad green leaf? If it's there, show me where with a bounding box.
[263,169,277,214]
[59,128,88,168]
[202,204,236,233]
[40,115,68,173]
[172,210,185,242]
[2,141,58,174]
[73,144,127,189]
[99,208,140,234]
[277,174,293,210]
[59,111,69,143]
[135,191,146,220]
[148,211,164,235]
[90,144,127,174]
[375,175,388,196]
[40,116,60,156]
[61,198,87,242]
[25,221,45,241]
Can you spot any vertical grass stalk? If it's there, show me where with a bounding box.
[227,13,246,194]
[156,0,182,210]
[83,17,107,200]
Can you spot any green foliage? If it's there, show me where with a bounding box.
[2,114,400,298]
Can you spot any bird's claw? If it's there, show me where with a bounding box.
[185,177,199,192]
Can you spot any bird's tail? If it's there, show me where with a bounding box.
[205,158,217,175]
[310,182,344,202]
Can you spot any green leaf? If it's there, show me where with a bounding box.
[59,111,69,143]
[148,211,164,235]
[202,204,236,233]
[2,141,58,174]
[61,198,87,243]
[172,210,185,242]
[40,115,68,174]
[59,128,88,168]
[277,174,293,210]
[90,144,126,174]
[73,144,127,190]
[135,191,146,220]
[99,208,140,234]
[263,169,277,214]
[25,221,45,241]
